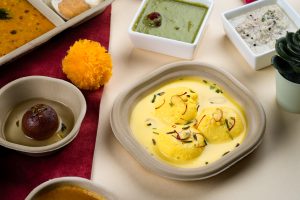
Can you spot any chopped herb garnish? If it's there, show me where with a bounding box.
[235,143,240,147]
[169,102,174,107]
[152,131,159,135]
[152,139,156,145]
[187,21,192,32]
[189,89,195,93]
[182,126,190,130]
[186,95,190,98]
[16,120,19,127]
[151,95,157,103]
[203,80,208,84]
[185,120,193,125]
[216,89,221,93]
[205,162,209,165]
[181,140,193,143]
[0,8,11,20]
[61,123,67,132]
[196,104,200,111]
[166,130,176,134]
[210,85,215,90]
[146,123,152,126]
[222,151,230,156]
[157,92,165,96]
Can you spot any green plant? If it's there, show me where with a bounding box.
[272,29,300,83]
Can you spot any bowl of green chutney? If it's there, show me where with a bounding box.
[128,0,214,59]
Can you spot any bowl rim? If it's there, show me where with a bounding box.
[128,0,214,46]
[110,61,266,181]
[0,76,87,154]
[25,176,116,200]
[221,0,300,57]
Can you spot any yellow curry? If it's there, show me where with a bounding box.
[0,0,55,57]
[34,185,106,200]
[130,77,247,168]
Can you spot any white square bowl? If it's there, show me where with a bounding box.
[128,0,213,59]
[221,0,300,70]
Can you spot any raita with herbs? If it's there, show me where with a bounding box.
[230,4,297,54]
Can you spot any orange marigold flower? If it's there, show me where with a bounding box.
[62,39,112,90]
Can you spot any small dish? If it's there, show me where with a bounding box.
[0,76,86,156]
[221,0,300,70]
[25,177,115,200]
[51,0,105,20]
[128,0,213,59]
[110,61,266,181]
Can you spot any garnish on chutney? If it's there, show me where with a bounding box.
[143,12,162,28]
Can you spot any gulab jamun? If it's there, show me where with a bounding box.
[22,104,59,140]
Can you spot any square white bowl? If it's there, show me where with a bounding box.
[128,0,213,59]
[221,0,300,70]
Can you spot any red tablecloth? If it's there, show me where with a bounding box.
[0,6,111,200]
[244,0,256,3]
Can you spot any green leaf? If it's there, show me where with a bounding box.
[0,8,11,20]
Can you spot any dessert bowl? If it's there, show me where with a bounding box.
[110,61,266,180]
[0,76,86,156]
[25,177,115,200]
[128,0,214,59]
[221,0,300,70]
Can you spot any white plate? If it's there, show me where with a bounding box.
[110,61,266,181]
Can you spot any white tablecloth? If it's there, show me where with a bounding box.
[92,0,300,199]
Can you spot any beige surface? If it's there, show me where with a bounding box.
[92,0,300,199]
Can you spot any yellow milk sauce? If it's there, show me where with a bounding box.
[130,77,247,168]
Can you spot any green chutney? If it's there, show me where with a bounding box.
[133,0,208,43]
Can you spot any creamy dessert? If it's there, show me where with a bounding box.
[133,0,208,43]
[130,77,247,168]
[33,185,106,200]
[230,4,297,54]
